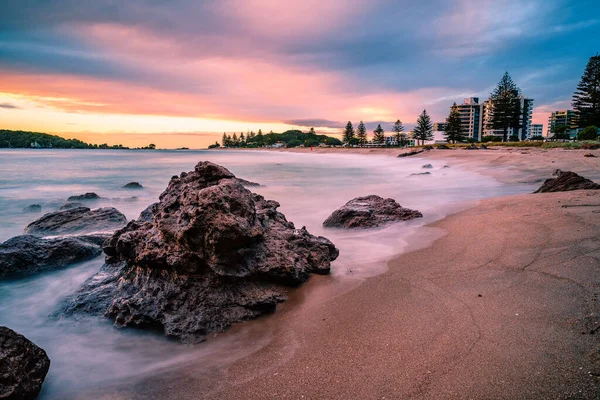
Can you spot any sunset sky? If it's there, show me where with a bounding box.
[1,0,598,148]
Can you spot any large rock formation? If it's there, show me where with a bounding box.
[0,327,50,400]
[67,192,101,201]
[24,207,127,236]
[0,235,103,279]
[59,162,338,343]
[323,195,423,229]
[533,170,600,193]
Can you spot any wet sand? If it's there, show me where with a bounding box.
[96,148,600,399]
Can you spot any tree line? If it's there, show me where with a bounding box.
[217,129,343,148]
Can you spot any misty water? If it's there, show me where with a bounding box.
[0,149,533,398]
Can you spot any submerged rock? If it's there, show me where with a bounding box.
[24,207,127,236]
[323,195,423,229]
[397,150,424,158]
[237,178,261,187]
[67,192,101,201]
[0,235,103,279]
[59,161,338,343]
[60,202,84,210]
[411,172,431,176]
[0,326,50,400]
[122,182,143,189]
[422,164,433,169]
[22,204,41,213]
[533,170,600,193]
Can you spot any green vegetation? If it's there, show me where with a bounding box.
[572,54,600,128]
[372,124,385,144]
[0,129,142,149]
[356,121,367,145]
[444,103,465,143]
[392,119,407,147]
[218,128,342,148]
[486,72,522,142]
[343,121,355,144]
[578,126,600,141]
[413,109,433,145]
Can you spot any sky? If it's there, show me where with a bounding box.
[0,0,598,148]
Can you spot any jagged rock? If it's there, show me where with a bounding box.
[422,164,433,169]
[465,145,479,150]
[0,327,50,400]
[323,195,423,229]
[123,182,143,189]
[397,150,424,158]
[22,204,41,213]
[60,202,83,210]
[0,235,103,279]
[67,192,101,201]
[24,207,127,236]
[436,144,451,149]
[411,172,431,176]
[59,162,338,343]
[237,178,261,187]
[533,170,600,193]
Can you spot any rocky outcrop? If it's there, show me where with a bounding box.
[60,202,83,210]
[323,195,423,229]
[59,162,338,343]
[122,182,143,189]
[24,207,127,236]
[0,327,50,400]
[237,178,261,187]
[67,192,101,201]
[398,150,424,158]
[0,235,103,279]
[533,170,600,193]
[22,204,41,213]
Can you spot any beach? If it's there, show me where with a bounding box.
[135,147,600,400]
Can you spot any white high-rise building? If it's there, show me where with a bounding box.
[529,124,543,139]
[483,96,534,141]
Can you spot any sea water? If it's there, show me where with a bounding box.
[0,149,533,398]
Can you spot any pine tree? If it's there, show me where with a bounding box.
[255,129,264,146]
[373,124,385,144]
[222,133,228,147]
[413,110,433,145]
[486,72,522,142]
[309,127,316,135]
[444,103,464,143]
[356,121,367,145]
[392,119,405,146]
[240,132,245,145]
[343,121,355,143]
[572,54,600,128]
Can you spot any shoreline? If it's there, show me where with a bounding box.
[97,149,600,399]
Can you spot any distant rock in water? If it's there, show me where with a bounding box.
[24,207,127,236]
[0,235,103,279]
[0,326,50,400]
[122,182,143,189]
[237,178,261,187]
[397,150,424,158]
[533,170,600,193]
[67,192,101,201]
[22,204,41,213]
[410,172,431,176]
[422,164,433,169]
[59,161,338,343]
[323,195,423,229]
[60,202,84,210]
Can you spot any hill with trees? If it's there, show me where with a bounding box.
[0,129,156,149]
[221,129,342,148]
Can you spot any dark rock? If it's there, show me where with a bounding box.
[534,171,600,193]
[443,165,451,168]
[22,204,41,213]
[436,144,451,149]
[480,144,488,149]
[0,235,103,279]
[67,192,101,201]
[410,172,431,176]
[237,178,261,187]
[584,153,597,158]
[122,182,143,189]
[465,145,479,150]
[422,164,433,169]
[0,327,50,400]
[24,207,127,236]
[323,195,422,229]
[60,202,83,210]
[59,161,338,343]
[423,145,434,150]
[397,150,424,158]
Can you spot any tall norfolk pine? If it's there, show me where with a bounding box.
[413,110,433,145]
[373,124,385,144]
[343,121,355,143]
[486,72,522,142]
[356,121,367,145]
[573,54,600,128]
[392,119,406,146]
[444,103,464,143]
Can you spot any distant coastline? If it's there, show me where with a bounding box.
[0,129,155,150]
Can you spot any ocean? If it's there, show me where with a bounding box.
[0,149,531,398]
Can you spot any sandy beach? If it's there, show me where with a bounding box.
[101,147,597,400]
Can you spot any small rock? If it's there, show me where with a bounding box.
[436,144,451,150]
[22,204,41,213]
[60,202,84,210]
[422,164,433,169]
[410,172,431,176]
[25,207,127,236]
[423,145,434,150]
[122,182,144,189]
[398,150,424,158]
[323,195,422,229]
[480,144,488,149]
[0,326,50,399]
[464,145,479,150]
[67,192,101,201]
[584,153,597,158]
